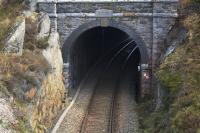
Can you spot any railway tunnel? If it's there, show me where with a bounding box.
[62,20,149,100]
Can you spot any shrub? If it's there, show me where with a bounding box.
[0,50,49,91]
[139,2,200,133]
[24,14,49,50]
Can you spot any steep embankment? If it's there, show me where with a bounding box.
[138,0,200,132]
[0,1,66,133]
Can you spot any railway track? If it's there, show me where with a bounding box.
[53,39,139,133]
[80,41,137,133]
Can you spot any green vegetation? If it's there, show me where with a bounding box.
[138,1,200,132]
[16,120,28,133]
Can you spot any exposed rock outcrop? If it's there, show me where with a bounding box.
[0,98,17,133]
[161,26,187,60]
[0,9,66,133]
[30,31,65,133]
[25,0,37,11]
[43,32,63,72]
[37,12,51,40]
[3,17,25,55]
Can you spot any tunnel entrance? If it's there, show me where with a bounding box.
[70,27,130,89]
[62,20,148,99]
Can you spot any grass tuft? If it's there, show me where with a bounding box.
[0,50,50,93]
[0,1,24,50]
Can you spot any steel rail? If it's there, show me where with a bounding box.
[80,40,136,133]
[108,44,138,133]
[107,40,135,69]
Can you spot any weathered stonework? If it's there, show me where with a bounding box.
[37,0,179,96]
[55,2,153,13]
[37,0,178,65]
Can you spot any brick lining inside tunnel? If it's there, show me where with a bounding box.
[62,20,149,98]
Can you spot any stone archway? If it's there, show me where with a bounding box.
[62,19,149,64]
[62,19,150,97]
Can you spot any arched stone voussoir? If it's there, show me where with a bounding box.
[62,19,149,65]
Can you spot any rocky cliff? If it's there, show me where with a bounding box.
[0,1,66,132]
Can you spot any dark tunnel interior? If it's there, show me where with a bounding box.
[69,27,141,98]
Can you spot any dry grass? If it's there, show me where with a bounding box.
[23,16,38,50]
[0,1,24,50]
[0,1,49,50]
[0,50,49,91]
[24,14,49,50]
[0,0,50,96]
[0,1,56,132]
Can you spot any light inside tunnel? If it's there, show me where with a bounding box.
[68,26,141,99]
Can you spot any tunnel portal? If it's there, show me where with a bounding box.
[38,0,179,98]
[70,27,133,88]
[62,20,149,98]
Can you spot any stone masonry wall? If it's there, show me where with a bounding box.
[37,0,179,95]
[37,0,179,68]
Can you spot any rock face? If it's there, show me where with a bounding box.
[42,32,63,72]
[3,18,25,55]
[0,10,65,132]
[37,12,51,40]
[0,99,17,133]
[30,31,65,133]
[163,28,187,59]
[25,0,37,11]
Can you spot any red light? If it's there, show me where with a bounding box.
[143,73,149,80]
